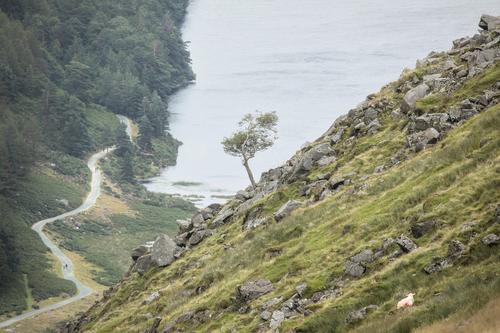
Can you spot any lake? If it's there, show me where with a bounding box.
[145,0,500,206]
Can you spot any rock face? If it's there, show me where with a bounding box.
[401,84,429,113]
[274,200,303,221]
[237,279,274,302]
[151,234,177,267]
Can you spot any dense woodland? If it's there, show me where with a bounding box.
[0,0,192,315]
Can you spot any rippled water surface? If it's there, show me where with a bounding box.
[145,0,500,206]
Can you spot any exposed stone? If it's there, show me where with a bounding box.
[211,205,235,228]
[374,165,384,173]
[191,213,205,228]
[407,127,440,151]
[328,177,346,190]
[401,84,429,113]
[351,249,374,264]
[317,155,336,167]
[364,108,378,121]
[260,310,272,321]
[410,220,437,238]
[262,296,284,310]
[237,279,274,302]
[174,232,190,247]
[423,257,450,274]
[345,305,378,324]
[395,235,417,253]
[311,288,342,303]
[142,291,160,305]
[131,244,151,262]
[479,14,500,31]
[176,219,192,233]
[331,127,345,144]
[188,229,213,246]
[295,283,308,297]
[344,260,366,277]
[448,240,466,258]
[134,254,153,275]
[151,234,177,267]
[293,143,334,176]
[274,200,303,221]
[269,310,285,330]
[482,233,499,246]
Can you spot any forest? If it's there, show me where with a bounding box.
[0,0,192,315]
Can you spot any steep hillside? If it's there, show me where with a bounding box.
[63,16,500,333]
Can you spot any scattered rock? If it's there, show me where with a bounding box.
[151,235,177,267]
[423,257,450,274]
[269,310,285,331]
[345,305,378,324]
[274,200,303,221]
[260,310,272,321]
[237,279,274,302]
[447,240,466,258]
[188,229,213,246]
[344,260,366,277]
[407,127,440,151]
[482,233,499,246]
[410,220,437,238]
[131,244,151,262]
[395,235,418,253]
[401,84,429,113]
[211,206,235,228]
[176,219,192,233]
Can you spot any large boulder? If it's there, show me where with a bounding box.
[274,200,303,221]
[479,14,500,31]
[344,249,374,277]
[407,127,440,151]
[411,113,450,132]
[401,84,429,113]
[211,205,235,228]
[269,310,285,330]
[293,143,334,176]
[131,244,151,262]
[237,279,274,302]
[151,234,177,267]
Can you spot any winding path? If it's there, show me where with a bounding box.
[0,115,133,329]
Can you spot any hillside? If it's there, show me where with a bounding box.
[0,0,194,321]
[61,15,500,333]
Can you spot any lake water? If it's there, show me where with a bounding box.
[145,0,500,206]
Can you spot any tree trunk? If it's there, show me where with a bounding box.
[243,158,257,188]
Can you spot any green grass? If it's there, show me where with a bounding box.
[73,60,500,333]
[48,195,196,286]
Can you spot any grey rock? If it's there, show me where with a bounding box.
[344,259,366,277]
[395,235,417,253]
[364,108,378,121]
[401,84,429,113]
[243,206,268,230]
[345,305,378,324]
[317,155,337,167]
[407,127,440,151]
[188,229,213,246]
[262,296,284,310]
[151,234,177,267]
[269,310,285,330]
[311,288,342,303]
[412,113,450,132]
[410,220,437,238]
[191,213,205,228]
[479,14,500,31]
[448,240,466,258]
[328,177,346,190]
[131,244,150,262]
[295,283,308,297]
[331,127,345,144]
[211,205,235,227]
[176,219,192,233]
[423,257,450,274]
[274,200,303,221]
[174,232,190,247]
[142,291,160,305]
[374,165,385,173]
[237,279,274,301]
[350,249,374,264]
[294,143,334,175]
[482,233,499,246]
[260,310,272,321]
[135,254,153,275]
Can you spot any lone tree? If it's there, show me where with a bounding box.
[222,111,278,188]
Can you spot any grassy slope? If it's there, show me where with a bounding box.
[75,59,499,332]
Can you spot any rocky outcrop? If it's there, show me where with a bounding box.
[237,279,274,302]
[274,200,303,221]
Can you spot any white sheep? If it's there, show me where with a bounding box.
[397,293,415,309]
